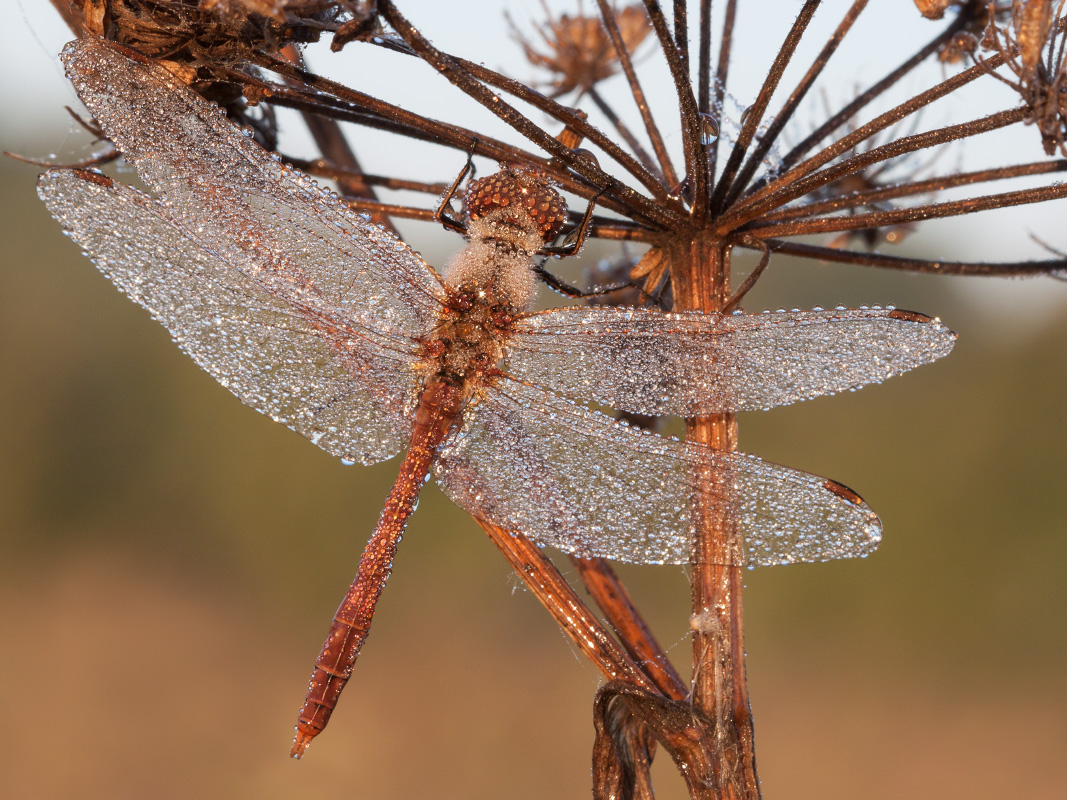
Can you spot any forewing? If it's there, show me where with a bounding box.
[505,306,956,416]
[60,37,447,336]
[38,169,417,465]
[433,378,882,566]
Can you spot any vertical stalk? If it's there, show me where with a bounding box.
[672,237,760,799]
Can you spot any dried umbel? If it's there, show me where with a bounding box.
[62,0,333,62]
[914,0,960,18]
[981,0,1067,155]
[511,3,652,97]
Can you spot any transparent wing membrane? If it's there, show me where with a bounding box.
[507,306,956,416]
[435,378,882,566]
[40,39,958,569]
[60,38,448,339]
[38,169,416,465]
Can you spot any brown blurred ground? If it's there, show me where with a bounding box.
[2,149,1065,800]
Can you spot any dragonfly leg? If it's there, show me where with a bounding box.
[434,139,480,235]
[539,188,604,258]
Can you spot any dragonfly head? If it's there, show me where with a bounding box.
[464,164,568,244]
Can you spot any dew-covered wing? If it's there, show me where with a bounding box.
[505,306,956,416]
[38,169,417,465]
[60,37,447,338]
[433,377,881,566]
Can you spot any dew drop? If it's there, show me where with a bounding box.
[570,148,600,170]
[699,113,719,146]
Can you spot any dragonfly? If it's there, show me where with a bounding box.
[37,38,956,758]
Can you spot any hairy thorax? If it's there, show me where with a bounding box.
[418,165,567,400]
[418,283,519,397]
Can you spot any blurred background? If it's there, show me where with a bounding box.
[1,2,1065,798]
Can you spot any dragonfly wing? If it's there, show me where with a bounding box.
[38,169,416,465]
[506,306,956,416]
[59,38,447,337]
[433,377,881,566]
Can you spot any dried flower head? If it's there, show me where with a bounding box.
[511,3,652,97]
[982,0,1067,155]
[1014,0,1055,71]
[64,0,332,63]
[939,30,981,63]
[914,0,959,19]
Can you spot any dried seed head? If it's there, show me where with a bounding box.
[939,31,979,63]
[464,165,568,242]
[511,4,652,97]
[63,0,328,64]
[913,0,956,20]
[982,3,1066,156]
[1013,0,1054,74]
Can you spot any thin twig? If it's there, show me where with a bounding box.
[724,0,870,207]
[378,0,681,229]
[756,12,969,193]
[674,0,690,74]
[759,159,1067,222]
[708,0,822,214]
[588,87,664,180]
[706,0,739,178]
[644,0,708,213]
[718,58,1019,230]
[697,0,712,113]
[456,56,674,203]
[595,0,680,188]
[742,238,1067,275]
[747,181,1067,238]
[244,59,667,225]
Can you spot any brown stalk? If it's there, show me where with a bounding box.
[595,0,680,188]
[643,0,708,213]
[668,234,760,798]
[723,0,870,207]
[758,159,1067,222]
[741,238,1067,275]
[570,555,688,700]
[477,520,659,693]
[746,181,1067,238]
[708,0,822,215]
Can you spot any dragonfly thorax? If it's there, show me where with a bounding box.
[442,217,543,312]
[420,286,516,391]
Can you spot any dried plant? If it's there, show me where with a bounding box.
[30,0,1067,798]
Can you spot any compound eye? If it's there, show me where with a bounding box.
[465,166,568,241]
